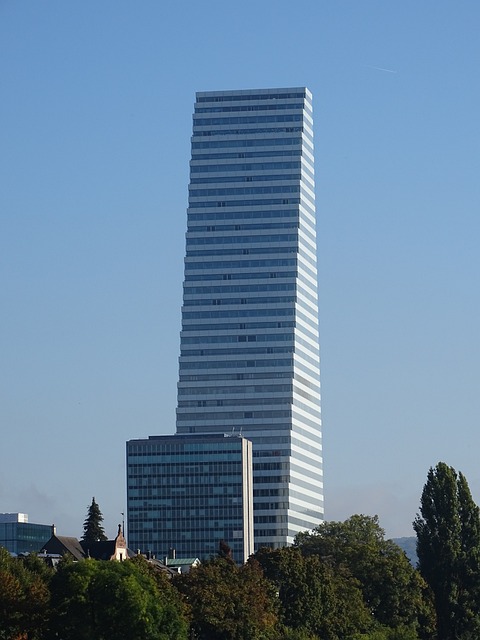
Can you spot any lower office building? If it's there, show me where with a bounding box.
[0,513,52,555]
[126,433,253,564]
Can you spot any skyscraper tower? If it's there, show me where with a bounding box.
[176,87,322,549]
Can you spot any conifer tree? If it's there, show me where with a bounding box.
[81,497,107,544]
[218,539,234,561]
[414,462,480,640]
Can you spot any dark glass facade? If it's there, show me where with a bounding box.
[126,434,253,564]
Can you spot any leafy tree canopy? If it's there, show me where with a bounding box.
[295,515,434,636]
[174,556,278,640]
[0,547,51,640]
[254,545,373,640]
[49,557,188,640]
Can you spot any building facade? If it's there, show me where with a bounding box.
[126,434,254,564]
[0,513,52,555]
[176,88,323,549]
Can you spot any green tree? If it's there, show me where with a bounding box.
[353,629,421,640]
[129,554,191,636]
[414,462,480,640]
[81,496,107,544]
[175,556,278,639]
[48,557,188,640]
[48,558,98,639]
[296,515,434,638]
[0,546,51,640]
[255,546,373,640]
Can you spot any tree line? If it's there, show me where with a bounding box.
[1,462,480,640]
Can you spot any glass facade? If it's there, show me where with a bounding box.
[176,88,323,549]
[126,434,254,564]
[0,521,52,555]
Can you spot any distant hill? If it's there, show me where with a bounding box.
[392,536,417,566]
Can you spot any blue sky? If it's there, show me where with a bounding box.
[1,1,479,539]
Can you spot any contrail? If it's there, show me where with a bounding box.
[364,64,398,74]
